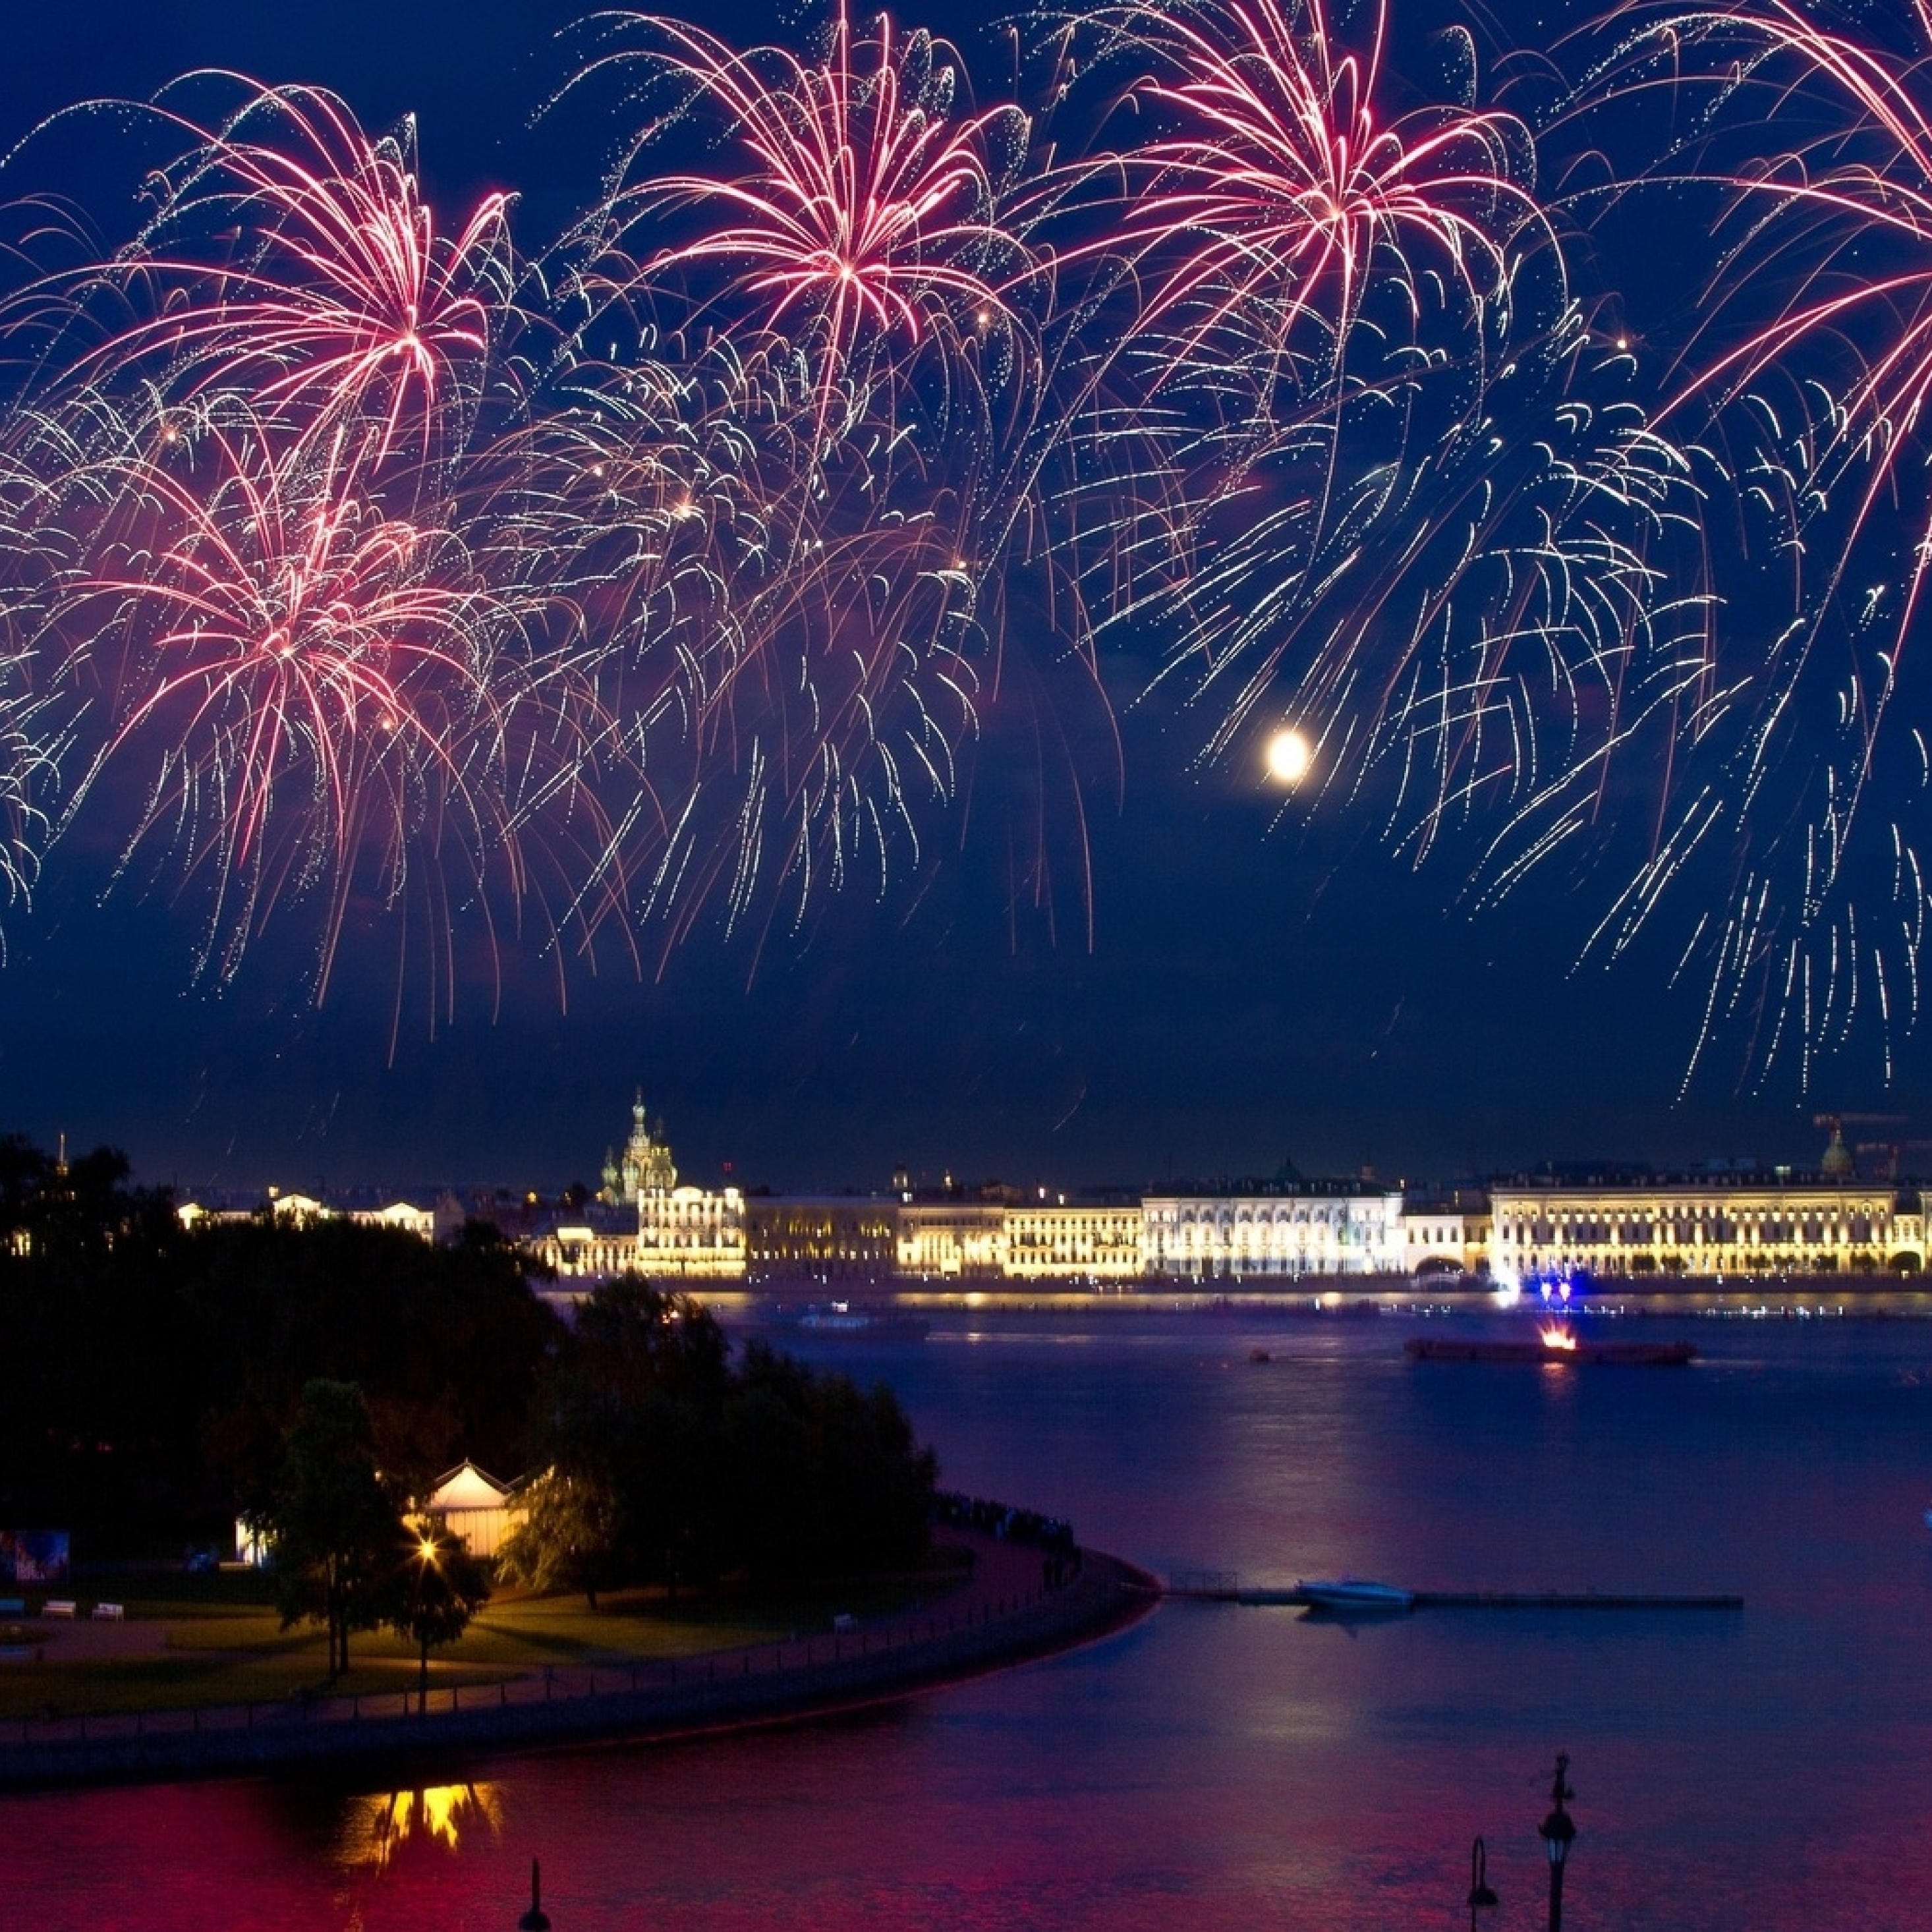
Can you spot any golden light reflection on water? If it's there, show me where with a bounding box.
[339,1782,503,1872]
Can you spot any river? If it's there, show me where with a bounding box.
[13,1301,1932,1929]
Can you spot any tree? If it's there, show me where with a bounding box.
[0,1136,200,1535]
[496,1466,623,1609]
[727,1342,936,1581]
[509,1274,733,1601]
[389,1518,491,1711]
[253,1380,407,1680]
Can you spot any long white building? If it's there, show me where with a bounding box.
[1141,1183,1407,1278]
[1488,1179,1920,1282]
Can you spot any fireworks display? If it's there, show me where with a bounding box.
[2,0,1929,1096]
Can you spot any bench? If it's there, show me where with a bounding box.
[93,1602,124,1621]
[43,1600,76,1618]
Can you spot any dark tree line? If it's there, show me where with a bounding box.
[0,1138,938,1599]
[501,1276,937,1603]
[0,1137,555,1545]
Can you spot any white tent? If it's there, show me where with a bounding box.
[422,1462,519,1559]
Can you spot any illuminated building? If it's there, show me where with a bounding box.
[1400,1197,1487,1276]
[745,1196,899,1278]
[416,1462,518,1558]
[599,1091,677,1207]
[1002,1197,1144,1282]
[177,1191,445,1239]
[895,1199,1008,1278]
[1141,1182,1406,1278]
[635,1185,747,1278]
[1487,1178,1923,1279]
[538,1094,1932,1289]
[540,1221,639,1279]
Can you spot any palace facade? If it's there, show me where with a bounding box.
[1488,1179,1923,1280]
[528,1093,1932,1286]
[1142,1183,1407,1278]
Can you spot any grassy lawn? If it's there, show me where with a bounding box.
[0,1560,968,1724]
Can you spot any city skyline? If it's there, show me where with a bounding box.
[2,0,1927,1195]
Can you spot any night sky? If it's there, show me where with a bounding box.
[0,0,1917,1196]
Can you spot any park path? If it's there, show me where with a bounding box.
[0,1531,1154,1786]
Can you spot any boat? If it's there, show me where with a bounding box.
[771,1302,932,1341]
[1404,1336,1697,1367]
[1295,1578,1416,1613]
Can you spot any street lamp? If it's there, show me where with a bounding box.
[413,1531,441,1715]
[1539,1752,1577,1932]
[1467,1836,1498,1930]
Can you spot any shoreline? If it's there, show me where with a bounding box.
[695,1278,1932,1320]
[0,1537,1158,1794]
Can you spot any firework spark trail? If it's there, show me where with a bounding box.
[1159,311,1711,865]
[541,9,1123,955]
[1040,0,1547,433]
[3,78,517,482]
[1557,0,1932,1087]
[43,406,563,1015]
[559,5,1041,437]
[0,3,1908,1100]
[1028,2,1711,927]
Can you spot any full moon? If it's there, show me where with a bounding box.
[1264,727,1312,786]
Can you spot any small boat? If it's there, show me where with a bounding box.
[1296,1578,1416,1613]
[785,1303,931,1340]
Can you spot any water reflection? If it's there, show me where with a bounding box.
[339,1782,504,1873]
[12,1316,1932,1927]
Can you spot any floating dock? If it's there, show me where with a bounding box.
[1166,1580,1742,1611]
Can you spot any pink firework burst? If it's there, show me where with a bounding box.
[50,407,539,1000]
[1071,0,1545,411]
[564,5,1037,395]
[17,77,513,474]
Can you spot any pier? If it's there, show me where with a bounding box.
[1165,1577,1742,1611]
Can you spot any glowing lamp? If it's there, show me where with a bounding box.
[1542,1804,1576,1866]
[1538,1753,1577,1931]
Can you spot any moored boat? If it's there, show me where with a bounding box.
[775,1302,932,1340]
[1295,1578,1416,1613]
[1404,1336,1697,1367]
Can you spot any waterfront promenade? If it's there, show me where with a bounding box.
[0,1533,1157,1791]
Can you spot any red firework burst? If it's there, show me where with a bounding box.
[565,5,1037,385]
[1071,0,1544,406]
[23,78,513,473]
[51,408,538,993]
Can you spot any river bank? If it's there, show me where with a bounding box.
[0,1533,1157,1792]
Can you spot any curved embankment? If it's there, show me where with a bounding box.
[0,1541,1158,1792]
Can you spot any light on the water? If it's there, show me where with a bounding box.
[1265,727,1312,785]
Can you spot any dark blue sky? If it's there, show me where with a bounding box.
[0,0,1908,1195]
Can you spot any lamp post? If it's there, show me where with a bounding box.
[1539,1752,1577,1932]
[1467,1836,1498,1931]
[517,1857,551,1930]
[413,1532,440,1715]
